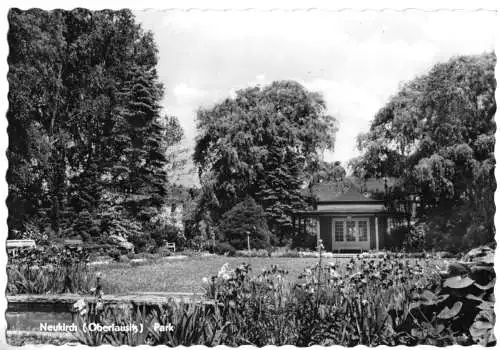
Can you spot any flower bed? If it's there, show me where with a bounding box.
[7,245,96,295]
[69,246,495,346]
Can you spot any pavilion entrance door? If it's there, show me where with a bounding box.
[332,217,370,251]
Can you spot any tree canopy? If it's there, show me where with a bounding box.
[7,9,184,242]
[351,52,496,251]
[193,81,338,243]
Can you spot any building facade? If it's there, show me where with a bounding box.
[295,178,410,252]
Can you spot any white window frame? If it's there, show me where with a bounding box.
[332,217,370,248]
[333,219,345,242]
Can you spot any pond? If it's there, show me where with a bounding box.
[6,302,74,331]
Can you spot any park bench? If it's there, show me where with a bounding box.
[165,242,176,252]
[7,239,36,257]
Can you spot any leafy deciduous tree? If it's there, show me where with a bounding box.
[351,52,496,251]
[8,9,184,243]
[194,81,338,243]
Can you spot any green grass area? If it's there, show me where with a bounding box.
[96,256,335,294]
[95,254,446,295]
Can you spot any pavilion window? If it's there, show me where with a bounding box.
[358,221,368,241]
[334,221,344,241]
[346,221,356,241]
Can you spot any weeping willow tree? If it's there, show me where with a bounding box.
[351,52,496,252]
[193,81,339,244]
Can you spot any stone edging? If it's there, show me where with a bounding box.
[7,292,210,307]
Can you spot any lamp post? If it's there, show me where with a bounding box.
[211,229,215,254]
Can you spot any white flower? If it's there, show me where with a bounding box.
[217,263,230,278]
[317,239,325,250]
[95,301,104,312]
[73,299,86,312]
[202,277,209,284]
[218,263,235,280]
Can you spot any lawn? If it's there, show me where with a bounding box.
[94,254,443,294]
[95,255,342,294]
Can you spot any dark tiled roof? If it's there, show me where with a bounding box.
[307,177,400,203]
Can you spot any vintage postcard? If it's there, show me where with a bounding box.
[3,3,498,347]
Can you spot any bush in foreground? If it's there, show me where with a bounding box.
[7,246,95,294]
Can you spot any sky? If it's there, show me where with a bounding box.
[133,9,497,185]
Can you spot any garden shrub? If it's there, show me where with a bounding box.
[291,230,317,250]
[150,222,187,250]
[157,245,173,257]
[218,197,271,250]
[85,243,115,254]
[187,235,210,251]
[421,214,492,254]
[462,224,494,251]
[234,249,270,257]
[127,231,154,253]
[100,213,150,252]
[270,246,300,257]
[402,225,425,252]
[118,255,130,263]
[213,241,236,256]
[18,220,49,244]
[150,223,173,245]
[384,226,407,250]
[108,248,121,261]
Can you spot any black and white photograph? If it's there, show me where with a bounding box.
[3,2,498,347]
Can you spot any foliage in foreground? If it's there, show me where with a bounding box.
[7,245,96,294]
[73,247,495,346]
